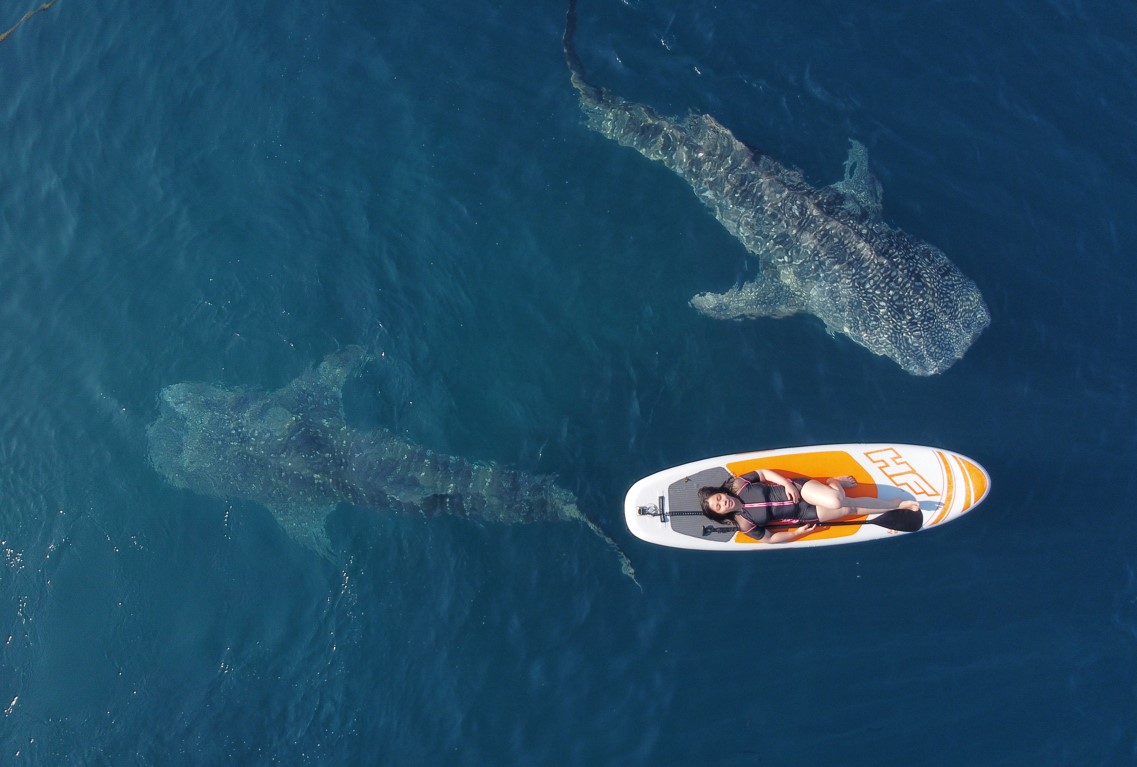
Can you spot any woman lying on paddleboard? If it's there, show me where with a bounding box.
[699,469,919,543]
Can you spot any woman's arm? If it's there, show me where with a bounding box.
[736,517,816,543]
[752,469,799,502]
[761,523,817,543]
[728,471,759,493]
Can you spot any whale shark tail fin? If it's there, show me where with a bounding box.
[563,0,605,107]
[563,0,585,79]
[585,517,641,590]
[560,502,640,589]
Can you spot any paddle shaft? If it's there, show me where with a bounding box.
[766,508,922,532]
[680,507,924,536]
[768,518,872,528]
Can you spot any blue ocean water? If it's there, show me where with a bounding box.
[1,0,1135,763]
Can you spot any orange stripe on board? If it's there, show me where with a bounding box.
[954,455,989,512]
[952,455,974,511]
[929,451,955,526]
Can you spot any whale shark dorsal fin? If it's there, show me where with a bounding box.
[276,346,372,423]
[827,139,883,220]
[690,275,805,320]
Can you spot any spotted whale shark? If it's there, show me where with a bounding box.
[563,0,989,376]
[147,347,635,582]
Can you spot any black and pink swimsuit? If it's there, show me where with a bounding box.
[733,472,820,534]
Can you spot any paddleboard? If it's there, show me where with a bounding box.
[624,443,989,550]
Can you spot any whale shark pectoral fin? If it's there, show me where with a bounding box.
[317,346,373,393]
[690,276,805,320]
[268,503,337,559]
[826,139,883,220]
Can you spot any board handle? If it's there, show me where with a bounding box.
[636,495,668,523]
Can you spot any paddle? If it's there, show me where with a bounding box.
[767,508,923,533]
[702,508,923,537]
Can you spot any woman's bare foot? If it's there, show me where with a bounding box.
[897,500,919,511]
[832,475,857,487]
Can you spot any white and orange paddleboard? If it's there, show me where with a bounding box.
[624,444,989,550]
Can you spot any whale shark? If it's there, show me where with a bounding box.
[147,347,636,582]
[563,0,989,376]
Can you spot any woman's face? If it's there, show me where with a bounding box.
[706,492,739,515]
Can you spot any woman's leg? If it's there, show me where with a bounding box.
[799,479,851,521]
[800,479,918,522]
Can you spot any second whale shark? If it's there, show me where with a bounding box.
[147,347,636,582]
[563,0,989,376]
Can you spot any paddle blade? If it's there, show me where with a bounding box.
[871,508,924,532]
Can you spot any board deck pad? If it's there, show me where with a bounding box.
[667,467,733,542]
[625,444,990,551]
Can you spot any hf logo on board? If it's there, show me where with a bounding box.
[864,448,939,497]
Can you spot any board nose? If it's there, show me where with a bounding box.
[957,454,990,511]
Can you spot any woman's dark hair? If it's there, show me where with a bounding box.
[698,481,741,522]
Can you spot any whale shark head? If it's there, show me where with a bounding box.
[145,354,371,555]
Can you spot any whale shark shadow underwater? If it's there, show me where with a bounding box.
[147,347,636,583]
[563,0,989,376]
